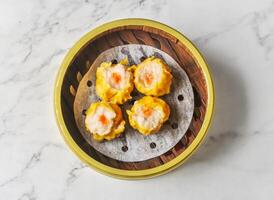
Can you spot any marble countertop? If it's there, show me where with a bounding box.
[1,0,274,199]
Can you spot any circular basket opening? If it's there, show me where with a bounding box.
[54,19,214,179]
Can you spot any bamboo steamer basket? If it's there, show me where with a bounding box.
[54,19,214,179]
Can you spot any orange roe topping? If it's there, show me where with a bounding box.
[142,107,153,118]
[111,72,122,85]
[144,72,154,85]
[99,114,108,125]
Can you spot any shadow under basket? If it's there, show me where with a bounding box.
[54,19,214,179]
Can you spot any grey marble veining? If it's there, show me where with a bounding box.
[0,0,274,199]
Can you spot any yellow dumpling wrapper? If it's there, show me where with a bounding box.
[96,59,134,104]
[133,57,172,96]
[85,101,125,141]
[127,96,170,135]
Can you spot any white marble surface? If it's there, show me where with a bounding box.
[0,0,274,199]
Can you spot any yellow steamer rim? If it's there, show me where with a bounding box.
[54,19,215,179]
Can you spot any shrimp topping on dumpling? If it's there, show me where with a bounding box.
[127,96,170,135]
[96,59,134,104]
[85,102,125,141]
[133,57,172,96]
